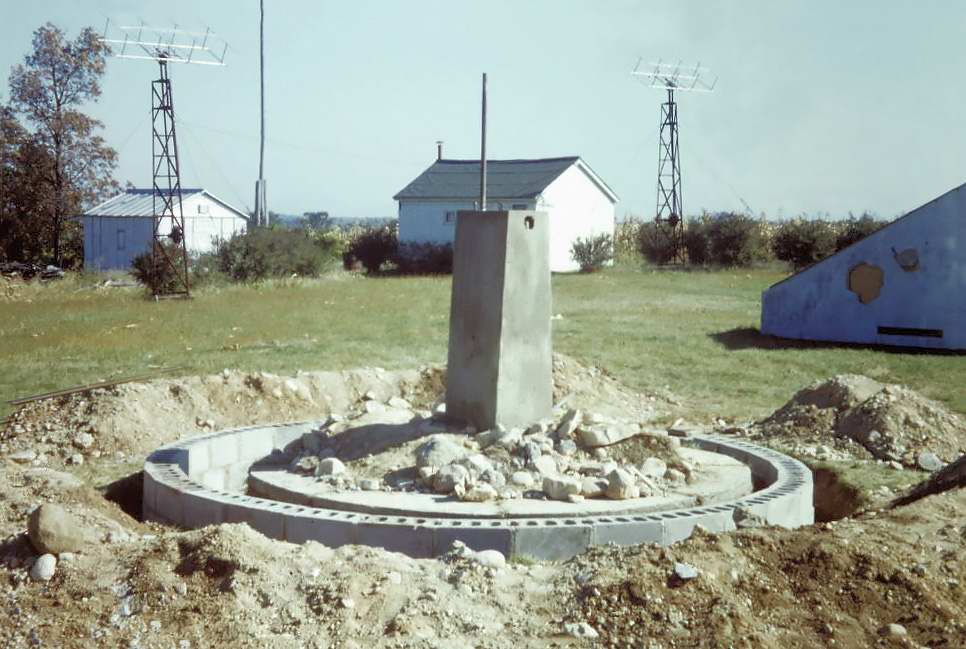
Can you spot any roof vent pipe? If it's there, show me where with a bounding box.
[436,140,443,161]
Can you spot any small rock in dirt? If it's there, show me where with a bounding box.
[879,623,907,637]
[605,468,639,500]
[30,554,57,581]
[564,622,599,639]
[316,457,346,477]
[10,449,37,464]
[67,453,84,465]
[416,436,467,468]
[28,504,92,554]
[579,423,640,448]
[917,451,945,473]
[73,433,94,449]
[673,562,699,581]
[543,476,582,501]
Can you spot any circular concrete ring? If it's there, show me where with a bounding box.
[142,420,814,561]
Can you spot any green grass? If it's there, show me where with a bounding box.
[2,265,964,423]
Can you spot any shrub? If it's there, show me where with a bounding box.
[214,227,338,281]
[683,218,711,265]
[570,233,613,271]
[131,242,189,294]
[636,221,678,264]
[395,242,453,274]
[703,212,768,266]
[835,214,883,252]
[772,219,837,269]
[614,219,643,262]
[344,226,398,273]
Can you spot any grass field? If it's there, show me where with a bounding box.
[2,265,963,423]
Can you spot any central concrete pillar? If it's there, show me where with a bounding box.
[445,210,553,431]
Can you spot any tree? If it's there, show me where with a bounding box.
[7,23,118,266]
[302,211,332,230]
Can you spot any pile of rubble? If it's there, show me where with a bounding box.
[0,262,64,281]
[749,374,966,470]
[288,402,693,504]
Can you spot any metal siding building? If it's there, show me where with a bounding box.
[761,182,966,350]
[80,188,249,270]
[394,157,619,272]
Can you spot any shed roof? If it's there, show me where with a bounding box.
[393,157,619,203]
[81,188,249,220]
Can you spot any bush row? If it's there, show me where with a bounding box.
[618,213,886,268]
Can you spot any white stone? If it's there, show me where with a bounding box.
[358,478,381,491]
[578,423,640,448]
[580,477,608,498]
[673,562,699,581]
[640,457,667,478]
[388,396,411,409]
[564,622,599,639]
[461,483,498,502]
[316,457,346,477]
[460,453,493,476]
[73,433,94,449]
[557,439,578,456]
[605,469,639,500]
[10,450,37,464]
[542,476,582,501]
[510,471,535,488]
[554,409,582,440]
[532,455,557,476]
[30,554,56,581]
[917,451,945,472]
[364,400,386,414]
[471,549,506,570]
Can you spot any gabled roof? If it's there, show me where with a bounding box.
[393,156,619,203]
[81,188,249,221]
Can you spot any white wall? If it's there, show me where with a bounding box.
[538,163,616,272]
[177,194,248,253]
[398,199,536,246]
[761,183,966,350]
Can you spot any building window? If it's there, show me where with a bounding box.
[197,204,209,214]
[512,203,528,210]
[444,211,456,225]
[116,229,126,251]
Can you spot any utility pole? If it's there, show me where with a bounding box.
[254,0,268,226]
[480,72,487,211]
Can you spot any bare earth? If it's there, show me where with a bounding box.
[0,356,963,648]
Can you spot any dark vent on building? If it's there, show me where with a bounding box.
[877,326,943,339]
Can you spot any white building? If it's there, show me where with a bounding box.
[80,188,249,270]
[393,156,619,272]
[761,181,966,350]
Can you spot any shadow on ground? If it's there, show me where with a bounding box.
[710,327,964,356]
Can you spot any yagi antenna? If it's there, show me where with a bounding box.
[100,19,228,66]
[631,57,718,263]
[632,57,717,93]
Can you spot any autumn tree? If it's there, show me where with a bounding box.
[6,23,118,266]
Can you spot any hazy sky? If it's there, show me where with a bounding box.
[3,1,966,219]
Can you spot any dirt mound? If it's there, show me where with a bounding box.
[754,375,966,467]
[2,354,674,472]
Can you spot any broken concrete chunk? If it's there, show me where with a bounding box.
[415,436,467,469]
[605,468,639,500]
[542,475,582,501]
[316,457,346,477]
[554,409,581,440]
[578,422,640,448]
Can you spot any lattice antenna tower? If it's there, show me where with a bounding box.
[101,21,228,297]
[632,58,716,263]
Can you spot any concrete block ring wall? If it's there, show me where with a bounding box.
[143,422,814,561]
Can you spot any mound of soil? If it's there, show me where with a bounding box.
[754,375,966,467]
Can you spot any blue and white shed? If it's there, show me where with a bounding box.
[80,188,249,270]
[761,182,966,350]
[393,157,619,272]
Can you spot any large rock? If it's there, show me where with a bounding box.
[543,476,582,501]
[917,451,945,473]
[579,422,640,448]
[460,483,498,502]
[316,457,346,477]
[605,469,639,500]
[415,436,467,469]
[532,455,557,477]
[581,477,608,498]
[28,504,92,555]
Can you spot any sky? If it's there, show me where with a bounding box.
[2,0,966,220]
